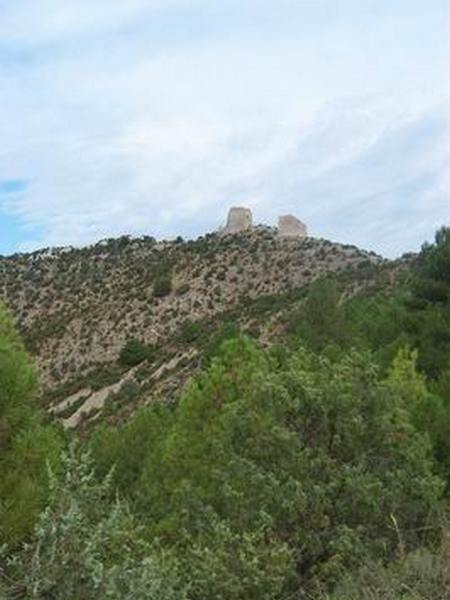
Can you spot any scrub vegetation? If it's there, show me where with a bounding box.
[1,226,450,598]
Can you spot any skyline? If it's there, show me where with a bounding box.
[0,0,449,258]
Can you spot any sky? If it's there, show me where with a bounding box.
[0,0,449,257]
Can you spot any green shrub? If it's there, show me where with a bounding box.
[153,275,172,298]
[176,283,190,295]
[1,445,185,600]
[119,339,155,367]
[177,320,205,344]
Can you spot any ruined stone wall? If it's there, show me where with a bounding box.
[222,207,253,234]
[220,207,308,238]
[278,215,308,238]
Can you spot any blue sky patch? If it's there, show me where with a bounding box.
[0,179,27,195]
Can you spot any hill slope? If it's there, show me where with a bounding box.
[0,228,406,426]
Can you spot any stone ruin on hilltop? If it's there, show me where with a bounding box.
[220,207,308,238]
[223,206,253,234]
[278,214,308,237]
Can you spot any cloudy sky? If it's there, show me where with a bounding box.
[0,0,449,257]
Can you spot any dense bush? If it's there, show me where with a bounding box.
[119,338,156,367]
[406,226,450,379]
[92,336,442,597]
[177,320,205,344]
[413,226,450,306]
[153,274,172,297]
[1,446,184,600]
[286,279,350,351]
[324,526,450,600]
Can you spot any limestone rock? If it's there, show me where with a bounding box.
[222,207,253,235]
[278,215,307,238]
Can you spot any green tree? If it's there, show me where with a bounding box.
[279,347,441,584]
[413,226,450,305]
[0,302,61,546]
[345,294,411,371]
[92,337,442,596]
[287,280,351,352]
[408,226,450,379]
[0,303,38,450]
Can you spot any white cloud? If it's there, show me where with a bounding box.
[0,0,203,45]
[0,0,448,256]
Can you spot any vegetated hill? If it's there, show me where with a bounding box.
[0,227,410,427]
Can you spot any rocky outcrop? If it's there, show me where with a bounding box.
[278,215,308,238]
[222,207,253,235]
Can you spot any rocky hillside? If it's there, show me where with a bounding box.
[0,228,405,427]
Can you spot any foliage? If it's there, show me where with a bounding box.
[324,527,450,600]
[3,227,450,597]
[345,294,411,370]
[153,274,172,298]
[408,226,450,379]
[92,336,442,597]
[0,303,38,450]
[91,405,172,494]
[177,320,205,344]
[1,445,184,600]
[413,226,450,305]
[287,279,351,352]
[202,321,241,364]
[179,514,291,600]
[0,302,61,546]
[119,338,155,367]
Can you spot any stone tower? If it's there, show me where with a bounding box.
[222,207,253,235]
[278,215,308,238]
